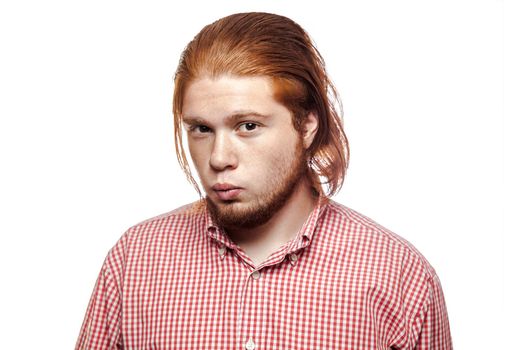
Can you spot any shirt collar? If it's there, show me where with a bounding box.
[285,195,329,254]
[203,196,329,252]
[202,202,237,249]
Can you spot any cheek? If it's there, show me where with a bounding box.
[247,134,298,171]
[187,140,209,173]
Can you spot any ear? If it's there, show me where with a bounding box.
[302,112,319,149]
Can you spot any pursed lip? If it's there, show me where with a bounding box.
[212,183,242,191]
[211,183,243,201]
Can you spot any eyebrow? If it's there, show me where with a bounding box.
[182,110,270,125]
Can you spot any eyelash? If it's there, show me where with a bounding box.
[188,122,259,134]
[238,122,258,132]
[189,125,211,133]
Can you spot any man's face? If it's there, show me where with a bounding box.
[182,75,309,229]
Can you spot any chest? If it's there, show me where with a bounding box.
[120,240,405,349]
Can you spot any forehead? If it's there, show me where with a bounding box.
[182,75,291,121]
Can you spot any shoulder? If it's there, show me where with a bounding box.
[125,200,205,237]
[103,201,206,264]
[323,200,438,279]
[323,200,445,331]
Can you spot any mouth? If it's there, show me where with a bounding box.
[211,183,243,201]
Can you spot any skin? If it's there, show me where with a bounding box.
[182,75,319,267]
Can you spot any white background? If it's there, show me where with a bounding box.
[0,0,520,348]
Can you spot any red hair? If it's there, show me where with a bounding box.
[173,12,349,197]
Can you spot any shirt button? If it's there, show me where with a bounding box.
[218,246,226,257]
[245,338,255,350]
[289,253,298,266]
[251,270,261,280]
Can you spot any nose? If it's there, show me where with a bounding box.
[209,131,238,171]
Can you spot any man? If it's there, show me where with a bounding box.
[76,12,452,349]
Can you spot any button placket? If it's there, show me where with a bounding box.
[239,270,262,350]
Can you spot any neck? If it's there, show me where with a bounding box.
[226,177,318,266]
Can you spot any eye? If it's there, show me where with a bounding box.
[238,122,258,132]
[189,125,212,133]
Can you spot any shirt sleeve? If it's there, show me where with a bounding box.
[411,274,453,349]
[75,237,126,350]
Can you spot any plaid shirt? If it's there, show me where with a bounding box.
[76,199,452,349]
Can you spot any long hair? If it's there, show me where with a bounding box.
[173,12,349,197]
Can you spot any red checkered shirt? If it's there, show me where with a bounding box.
[76,199,452,349]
